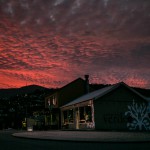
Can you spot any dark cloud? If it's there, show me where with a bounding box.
[0,0,150,88]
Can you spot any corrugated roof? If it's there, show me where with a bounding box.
[61,83,118,108]
[61,82,148,108]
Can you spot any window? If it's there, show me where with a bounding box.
[85,106,92,122]
[52,96,57,106]
[47,95,57,107]
[79,106,92,123]
[79,107,85,123]
[63,109,74,124]
[68,109,73,123]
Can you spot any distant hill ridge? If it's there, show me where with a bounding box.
[0,84,150,99]
[0,85,50,98]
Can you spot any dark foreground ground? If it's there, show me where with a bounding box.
[1,129,150,150]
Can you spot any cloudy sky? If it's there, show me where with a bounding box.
[0,0,150,89]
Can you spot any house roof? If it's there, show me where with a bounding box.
[45,78,84,98]
[45,77,95,99]
[59,78,84,90]
[61,82,147,108]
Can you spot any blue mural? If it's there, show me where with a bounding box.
[125,100,150,131]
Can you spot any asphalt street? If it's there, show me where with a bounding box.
[1,130,150,150]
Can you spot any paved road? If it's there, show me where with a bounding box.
[13,130,150,142]
[1,130,150,150]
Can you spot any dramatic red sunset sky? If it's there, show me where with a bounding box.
[0,0,150,89]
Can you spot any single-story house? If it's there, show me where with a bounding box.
[61,82,150,131]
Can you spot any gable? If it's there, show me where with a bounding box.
[95,84,147,104]
[58,79,87,106]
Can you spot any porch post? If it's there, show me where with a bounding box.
[75,107,80,129]
[91,100,95,128]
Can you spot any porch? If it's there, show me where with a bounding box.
[61,100,95,130]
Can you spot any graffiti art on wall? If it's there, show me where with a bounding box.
[125,100,150,131]
[103,113,126,124]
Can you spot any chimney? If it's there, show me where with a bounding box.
[84,74,89,93]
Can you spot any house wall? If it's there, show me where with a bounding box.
[58,79,88,107]
[45,78,92,130]
[94,85,148,131]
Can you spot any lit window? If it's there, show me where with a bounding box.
[63,109,74,124]
[47,96,57,106]
[79,106,92,123]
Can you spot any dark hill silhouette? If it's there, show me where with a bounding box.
[90,83,111,91]
[0,84,149,99]
[133,87,150,97]
[0,85,51,98]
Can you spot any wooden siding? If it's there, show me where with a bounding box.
[94,85,147,131]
